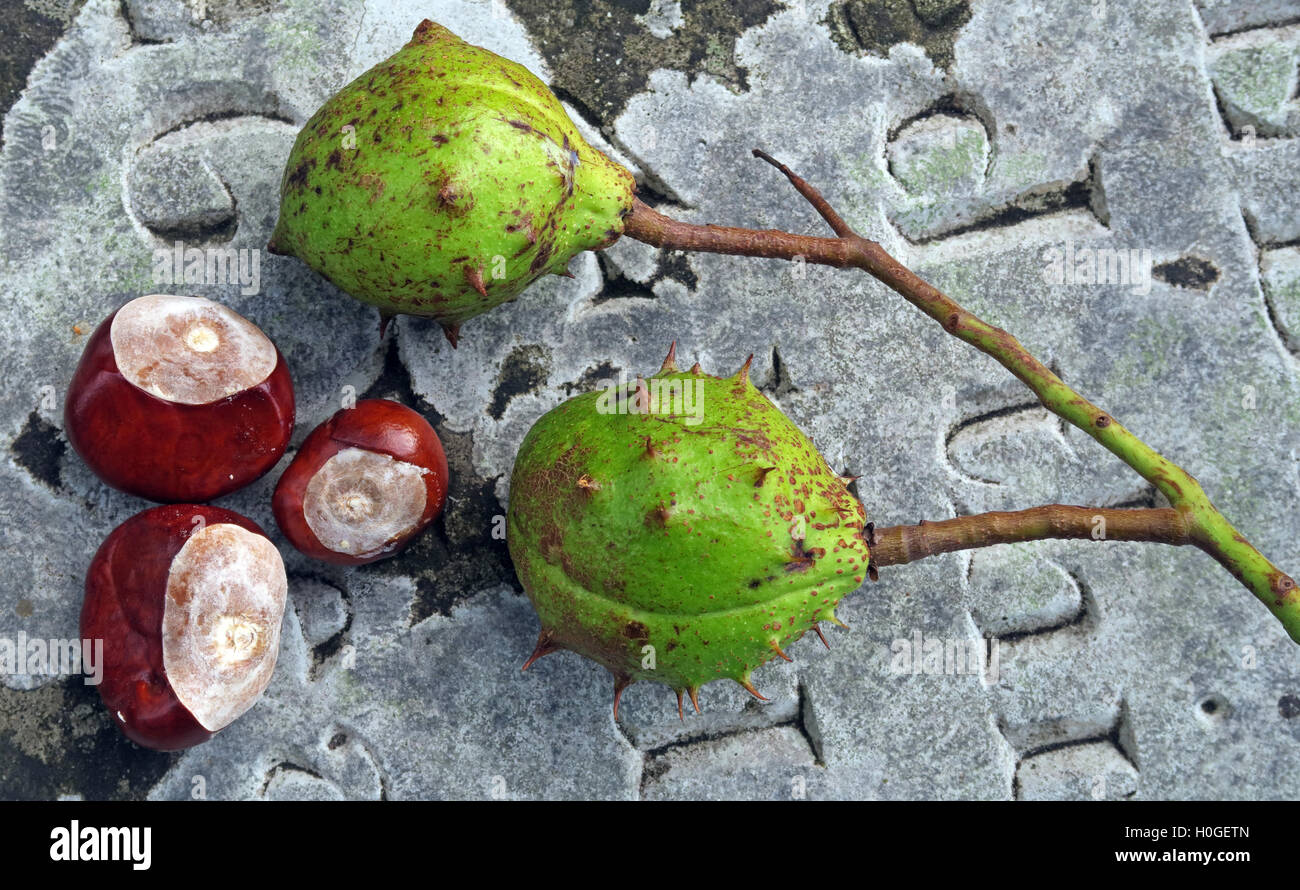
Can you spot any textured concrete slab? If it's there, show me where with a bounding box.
[2,0,1299,799]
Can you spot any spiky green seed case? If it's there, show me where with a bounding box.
[269,20,636,343]
[507,350,871,712]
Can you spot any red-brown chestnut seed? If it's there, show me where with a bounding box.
[273,399,449,565]
[81,504,288,751]
[65,294,295,503]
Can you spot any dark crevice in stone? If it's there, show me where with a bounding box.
[1011,717,1128,765]
[906,162,1105,246]
[631,179,692,212]
[1205,14,1300,40]
[1214,73,1299,141]
[942,400,1043,486]
[993,570,1096,644]
[1244,208,1300,354]
[654,250,698,290]
[145,220,239,244]
[140,195,239,244]
[1237,208,1300,253]
[1085,154,1111,228]
[1211,81,1248,141]
[1152,255,1221,290]
[259,760,325,796]
[982,569,1097,644]
[628,170,693,212]
[548,83,606,137]
[593,253,658,305]
[794,679,825,767]
[886,92,996,156]
[760,344,799,398]
[1113,697,1139,771]
[360,330,432,413]
[824,0,972,70]
[637,747,668,796]
[562,360,620,396]
[633,703,817,797]
[1198,694,1227,716]
[1004,699,1137,800]
[593,246,698,305]
[487,344,552,420]
[290,571,354,681]
[1107,483,1160,510]
[149,108,298,143]
[886,105,991,184]
[118,0,169,45]
[1279,694,1300,719]
[11,411,65,491]
[507,0,782,128]
[358,338,516,625]
[1261,280,1295,354]
[404,474,513,625]
[1241,204,1264,249]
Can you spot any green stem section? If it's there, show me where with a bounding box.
[621,153,1300,643]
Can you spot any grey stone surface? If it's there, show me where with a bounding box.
[125,0,275,42]
[1196,0,1300,37]
[2,0,1300,799]
[1263,246,1300,346]
[1209,23,1300,138]
[1015,740,1138,801]
[640,725,826,800]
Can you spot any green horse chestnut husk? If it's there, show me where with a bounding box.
[269,19,636,346]
[507,346,871,717]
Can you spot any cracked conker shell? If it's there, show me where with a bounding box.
[506,349,871,714]
[268,19,637,345]
[64,294,295,503]
[272,399,449,565]
[82,504,288,751]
